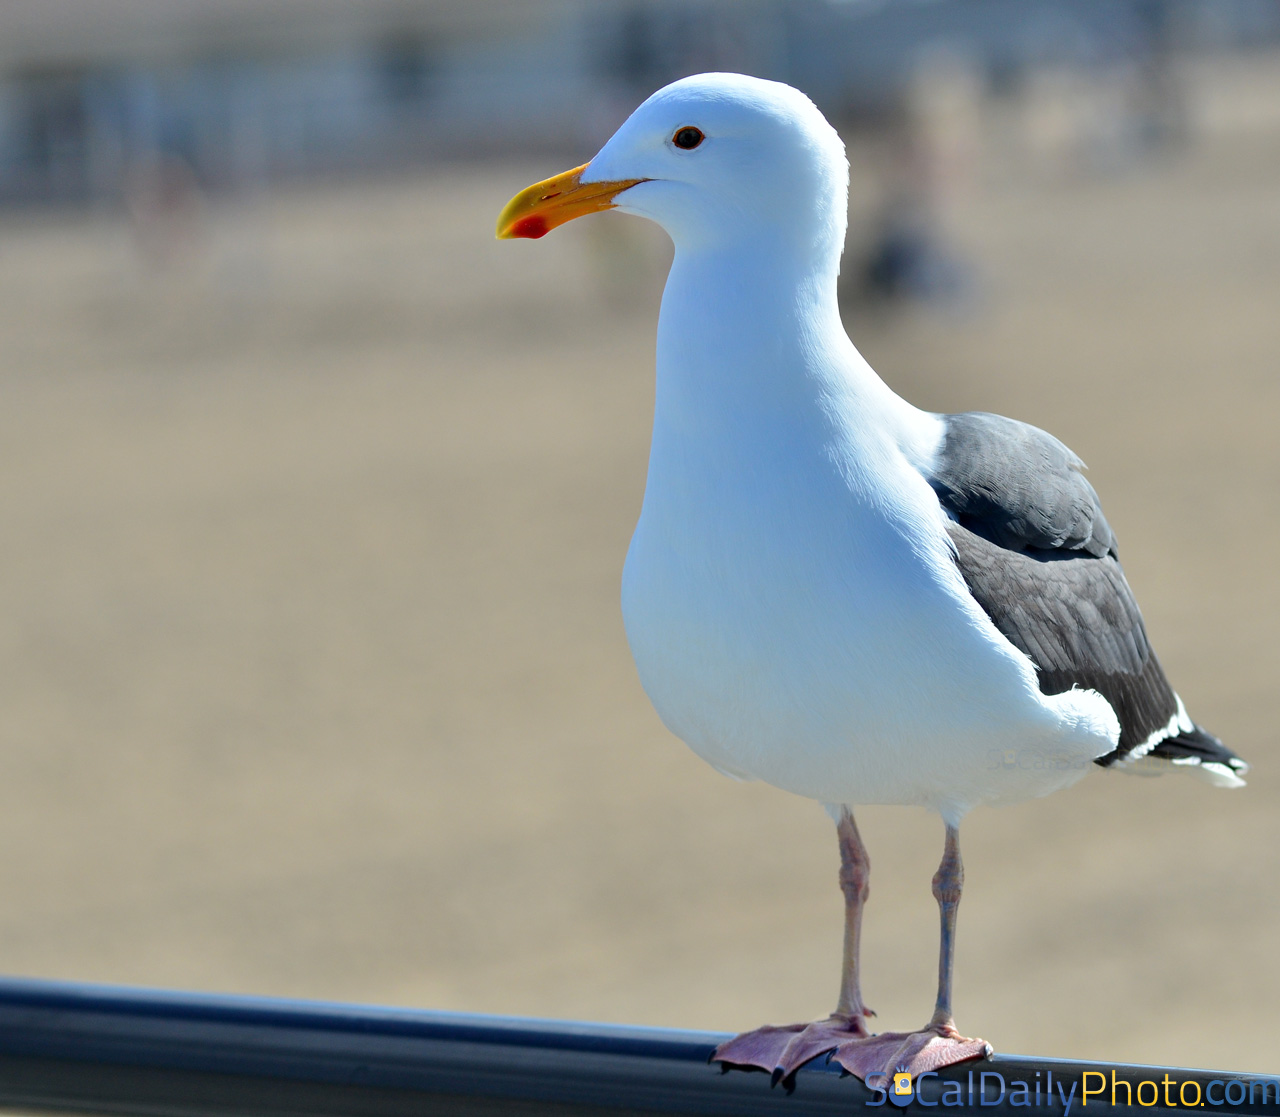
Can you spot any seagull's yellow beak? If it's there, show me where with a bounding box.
[496,164,647,240]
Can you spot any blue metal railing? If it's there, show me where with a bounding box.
[0,976,1274,1115]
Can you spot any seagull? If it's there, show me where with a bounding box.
[496,73,1247,1084]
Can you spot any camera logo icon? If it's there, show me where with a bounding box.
[889,1066,914,1107]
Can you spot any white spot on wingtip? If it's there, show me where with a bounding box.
[1199,761,1247,789]
[1117,694,1202,767]
[1173,694,1194,734]
[1111,752,1247,787]
[1121,710,1183,763]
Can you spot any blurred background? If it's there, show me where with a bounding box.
[1,0,1278,1077]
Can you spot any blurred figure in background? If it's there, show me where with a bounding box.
[125,153,206,272]
[848,49,983,311]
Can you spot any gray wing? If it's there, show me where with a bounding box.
[929,411,1115,558]
[931,412,1242,776]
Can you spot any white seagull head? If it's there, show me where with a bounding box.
[498,73,849,263]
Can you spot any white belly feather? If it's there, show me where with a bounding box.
[620,386,1117,822]
[619,249,1118,822]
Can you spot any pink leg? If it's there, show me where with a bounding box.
[834,808,874,1023]
[714,814,991,1085]
[713,808,874,1078]
[929,823,963,1034]
[830,823,990,1082]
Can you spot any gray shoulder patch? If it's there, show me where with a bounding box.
[929,412,1115,558]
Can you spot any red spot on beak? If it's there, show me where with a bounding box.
[511,214,549,239]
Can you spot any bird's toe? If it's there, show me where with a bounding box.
[713,1013,872,1079]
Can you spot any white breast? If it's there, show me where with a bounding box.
[619,256,1116,822]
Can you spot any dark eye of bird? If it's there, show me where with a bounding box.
[672,126,704,150]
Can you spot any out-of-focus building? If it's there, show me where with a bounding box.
[0,0,1277,206]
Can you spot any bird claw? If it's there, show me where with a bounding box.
[713,1012,873,1080]
[831,1027,991,1083]
[714,1016,990,1085]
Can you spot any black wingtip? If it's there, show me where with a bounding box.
[1148,723,1245,771]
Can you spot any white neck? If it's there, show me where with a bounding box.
[651,238,940,471]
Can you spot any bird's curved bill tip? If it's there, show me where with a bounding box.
[496,164,646,240]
